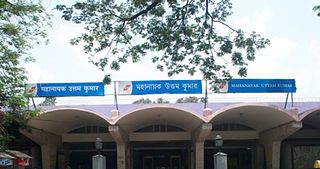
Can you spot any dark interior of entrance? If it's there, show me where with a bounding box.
[134,149,187,169]
[64,142,117,169]
[132,141,189,169]
[204,140,254,169]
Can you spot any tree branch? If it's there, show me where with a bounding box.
[175,0,189,32]
[120,0,161,21]
[211,19,237,32]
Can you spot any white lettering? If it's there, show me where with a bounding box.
[40,86,66,92]
[136,84,162,90]
[68,86,82,92]
[84,86,100,93]
[231,84,260,88]
[182,83,198,91]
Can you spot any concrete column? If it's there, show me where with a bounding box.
[117,143,126,169]
[260,121,302,169]
[192,123,212,169]
[20,128,62,169]
[263,141,281,169]
[41,144,58,169]
[194,142,205,169]
[109,125,129,169]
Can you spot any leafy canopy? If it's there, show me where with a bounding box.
[38,97,57,106]
[132,97,169,104]
[176,96,204,103]
[0,0,50,151]
[56,0,270,87]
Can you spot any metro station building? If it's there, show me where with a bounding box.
[14,101,320,169]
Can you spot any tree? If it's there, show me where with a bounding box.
[176,96,204,103]
[314,5,320,16]
[56,0,270,87]
[156,97,170,104]
[132,97,170,104]
[38,97,57,106]
[0,0,50,151]
[132,98,153,104]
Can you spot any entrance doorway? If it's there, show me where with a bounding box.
[142,154,182,169]
[133,147,188,169]
[132,141,189,169]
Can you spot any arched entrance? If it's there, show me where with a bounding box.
[207,103,298,169]
[116,106,204,169]
[204,123,256,169]
[131,124,190,169]
[25,107,116,169]
[282,108,320,169]
[62,125,117,169]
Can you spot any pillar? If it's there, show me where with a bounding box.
[20,128,61,169]
[194,142,205,169]
[192,123,212,169]
[263,141,281,169]
[41,144,58,169]
[109,125,129,169]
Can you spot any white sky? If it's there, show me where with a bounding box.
[26,0,320,104]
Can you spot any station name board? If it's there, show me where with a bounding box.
[216,79,296,93]
[118,80,202,95]
[26,82,105,97]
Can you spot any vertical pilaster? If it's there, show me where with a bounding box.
[263,141,281,169]
[192,123,212,169]
[41,144,58,169]
[20,129,61,169]
[109,125,129,169]
[117,143,126,169]
[194,142,205,169]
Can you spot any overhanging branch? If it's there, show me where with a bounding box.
[120,0,161,21]
[211,19,237,32]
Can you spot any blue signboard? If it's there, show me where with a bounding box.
[26,82,105,97]
[216,79,296,93]
[118,80,202,95]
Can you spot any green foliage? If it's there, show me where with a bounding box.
[102,74,112,85]
[132,97,170,104]
[0,133,14,152]
[56,0,270,87]
[176,96,204,103]
[132,98,153,104]
[156,97,170,104]
[38,97,57,106]
[314,5,320,16]
[0,0,50,150]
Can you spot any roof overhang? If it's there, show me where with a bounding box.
[28,108,110,135]
[116,106,204,133]
[209,103,297,132]
[300,107,320,129]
